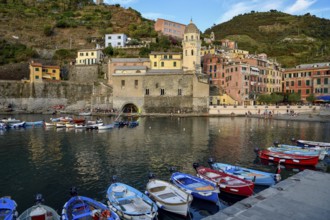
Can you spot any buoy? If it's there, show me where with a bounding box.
[149,126,151,129]
[183,128,185,131]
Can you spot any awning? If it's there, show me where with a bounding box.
[250,67,259,72]
[316,95,330,102]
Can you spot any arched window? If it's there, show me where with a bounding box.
[191,49,194,56]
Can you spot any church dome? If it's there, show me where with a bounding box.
[184,20,199,34]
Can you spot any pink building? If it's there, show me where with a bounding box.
[284,62,330,102]
[203,53,282,105]
[154,18,186,39]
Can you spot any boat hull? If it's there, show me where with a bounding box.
[146,179,192,217]
[170,172,219,203]
[195,167,254,197]
[259,150,319,166]
[62,195,119,220]
[0,197,18,220]
[211,162,276,186]
[107,182,158,220]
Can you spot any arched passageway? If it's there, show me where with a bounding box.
[122,103,139,113]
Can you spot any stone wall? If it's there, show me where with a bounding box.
[69,64,106,82]
[0,80,112,112]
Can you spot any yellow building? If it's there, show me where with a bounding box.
[200,47,216,56]
[76,49,104,65]
[149,52,182,70]
[29,62,60,82]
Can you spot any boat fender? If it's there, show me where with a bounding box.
[274,174,281,182]
[155,201,163,209]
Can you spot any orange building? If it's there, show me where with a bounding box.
[29,62,61,82]
[284,62,330,102]
[154,18,186,39]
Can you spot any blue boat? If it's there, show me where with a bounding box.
[269,145,327,160]
[0,197,18,220]
[106,182,158,220]
[25,121,44,127]
[170,172,219,203]
[62,188,119,220]
[18,194,60,220]
[208,160,280,186]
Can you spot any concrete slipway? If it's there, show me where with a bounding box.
[205,170,330,220]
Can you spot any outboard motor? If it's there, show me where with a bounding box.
[291,137,296,143]
[169,166,176,173]
[70,187,78,197]
[273,140,279,147]
[274,162,282,182]
[192,162,200,171]
[148,172,155,180]
[254,147,260,155]
[111,175,118,183]
[207,158,215,167]
[35,193,44,205]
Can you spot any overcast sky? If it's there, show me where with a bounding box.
[103,0,330,32]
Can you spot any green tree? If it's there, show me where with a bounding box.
[270,93,283,104]
[306,93,316,103]
[103,45,114,56]
[288,93,301,104]
[43,25,53,36]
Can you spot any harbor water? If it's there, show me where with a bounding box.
[0,114,329,219]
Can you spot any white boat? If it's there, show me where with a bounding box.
[44,122,55,127]
[65,123,75,128]
[146,178,193,217]
[18,194,60,220]
[74,124,86,129]
[98,124,114,130]
[1,117,20,124]
[78,112,92,116]
[9,121,26,128]
[86,123,103,130]
[55,123,66,128]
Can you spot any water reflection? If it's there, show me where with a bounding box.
[0,114,329,219]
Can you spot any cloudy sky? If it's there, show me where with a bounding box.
[103,0,330,32]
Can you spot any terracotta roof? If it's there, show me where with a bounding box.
[30,63,42,67]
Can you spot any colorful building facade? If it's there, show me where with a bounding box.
[76,49,104,65]
[29,62,60,82]
[284,62,330,102]
[203,52,282,105]
[105,33,127,48]
[154,18,186,39]
[149,52,182,70]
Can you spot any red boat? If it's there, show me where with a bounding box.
[72,118,85,124]
[194,165,254,197]
[258,149,319,166]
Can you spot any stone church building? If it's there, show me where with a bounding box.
[108,20,209,114]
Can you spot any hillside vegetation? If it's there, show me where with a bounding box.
[205,10,330,67]
[0,0,158,66]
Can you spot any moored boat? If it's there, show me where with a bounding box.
[9,121,26,129]
[268,144,327,160]
[170,172,219,203]
[146,175,193,217]
[208,159,280,186]
[25,121,44,126]
[296,139,330,148]
[98,124,114,130]
[0,196,18,220]
[258,149,319,166]
[62,187,119,220]
[193,164,254,197]
[106,182,158,220]
[18,194,60,220]
[1,117,20,124]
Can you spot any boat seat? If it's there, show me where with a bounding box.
[72,211,92,220]
[157,192,176,200]
[149,186,166,193]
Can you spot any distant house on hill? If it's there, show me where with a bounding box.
[154,18,186,39]
[105,34,127,48]
[29,61,61,82]
[76,48,104,65]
